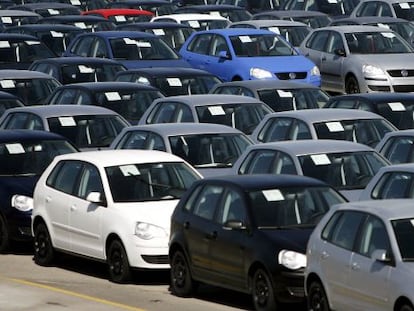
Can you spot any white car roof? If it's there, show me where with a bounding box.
[151,13,228,22]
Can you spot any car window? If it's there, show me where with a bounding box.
[209,34,229,57]
[191,184,223,220]
[238,149,297,175]
[1,112,43,130]
[49,89,79,105]
[392,218,414,260]
[147,102,193,124]
[76,163,104,199]
[46,160,82,195]
[216,189,246,225]
[305,30,329,51]
[371,172,414,199]
[92,37,108,58]
[356,215,390,257]
[326,31,344,54]
[187,34,212,55]
[355,1,378,16]
[378,2,393,16]
[258,117,312,142]
[70,36,96,57]
[115,130,166,151]
[381,136,414,163]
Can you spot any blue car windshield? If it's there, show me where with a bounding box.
[230,34,297,57]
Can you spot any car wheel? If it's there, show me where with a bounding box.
[400,303,414,311]
[345,75,360,94]
[0,214,10,252]
[308,281,330,311]
[107,239,131,283]
[252,268,277,311]
[33,223,55,266]
[170,250,197,297]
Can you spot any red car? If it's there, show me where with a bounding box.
[82,8,153,24]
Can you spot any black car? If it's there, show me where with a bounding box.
[325,92,414,130]
[0,130,78,252]
[115,67,221,96]
[169,174,347,310]
[37,15,116,32]
[0,90,23,116]
[281,0,360,16]
[8,3,81,17]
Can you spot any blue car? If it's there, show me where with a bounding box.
[179,28,320,85]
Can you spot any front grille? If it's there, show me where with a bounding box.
[393,85,414,92]
[276,72,307,80]
[141,255,169,264]
[387,70,414,77]
[368,85,390,92]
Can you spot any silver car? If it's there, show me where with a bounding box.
[306,199,414,311]
[350,0,414,21]
[375,129,414,164]
[299,25,414,93]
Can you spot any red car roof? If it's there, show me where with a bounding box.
[82,9,154,18]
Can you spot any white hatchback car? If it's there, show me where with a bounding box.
[31,150,202,283]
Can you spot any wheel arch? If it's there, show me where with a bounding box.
[105,233,123,258]
[247,261,273,292]
[394,296,414,311]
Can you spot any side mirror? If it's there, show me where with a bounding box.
[371,249,391,263]
[223,220,245,230]
[86,191,106,206]
[334,48,346,57]
[218,50,230,60]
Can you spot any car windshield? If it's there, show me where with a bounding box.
[266,26,310,47]
[152,76,221,96]
[181,19,229,30]
[0,40,56,66]
[60,64,126,84]
[345,31,413,54]
[370,22,414,42]
[248,186,346,228]
[0,16,40,26]
[392,2,414,21]
[0,139,77,175]
[47,115,127,149]
[169,133,251,168]
[37,30,84,56]
[314,119,395,147]
[196,103,272,134]
[257,88,329,111]
[107,14,152,24]
[110,37,180,60]
[299,151,388,190]
[106,162,199,202]
[230,34,296,57]
[392,218,414,261]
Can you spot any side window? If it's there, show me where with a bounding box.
[331,99,357,109]
[356,2,378,16]
[46,160,82,195]
[378,2,392,16]
[147,102,176,123]
[382,136,414,164]
[174,103,193,122]
[76,91,93,105]
[257,117,295,142]
[147,133,166,151]
[356,215,390,257]
[371,172,414,199]
[216,189,246,225]
[210,35,229,57]
[51,89,79,105]
[212,86,240,95]
[93,38,108,58]
[0,112,42,130]
[291,120,312,140]
[116,131,149,149]
[192,184,223,220]
[306,31,329,51]
[187,34,213,55]
[325,211,365,250]
[241,149,278,174]
[273,151,297,174]
[70,36,95,57]
[76,163,104,199]
[326,31,344,54]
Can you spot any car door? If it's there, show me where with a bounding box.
[204,34,234,82]
[181,33,213,69]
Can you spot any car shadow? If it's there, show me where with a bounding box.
[3,241,33,255]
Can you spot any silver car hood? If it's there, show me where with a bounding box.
[352,53,414,69]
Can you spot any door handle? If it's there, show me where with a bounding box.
[351,262,360,270]
[183,221,190,229]
[70,205,77,211]
[45,196,51,203]
[205,231,217,240]
[321,251,329,259]
[321,56,326,61]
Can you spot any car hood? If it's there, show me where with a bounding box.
[236,55,315,72]
[0,175,39,197]
[120,59,191,69]
[352,53,414,69]
[260,227,313,253]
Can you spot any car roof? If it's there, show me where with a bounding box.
[123,123,245,136]
[359,0,410,3]
[116,66,215,77]
[380,128,414,138]
[4,104,121,117]
[83,8,154,17]
[246,139,373,156]
[31,56,125,66]
[0,33,39,41]
[0,69,58,79]
[5,24,84,31]
[116,21,192,29]
[331,16,409,25]
[230,20,309,27]
[54,149,187,166]
[214,80,319,90]
[253,10,329,17]
[10,3,80,9]
[152,13,228,21]
[55,81,159,92]
[0,90,21,99]
[75,30,157,38]
[40,14,111,22]
[0,9,41,17]
[0,129,69,142]
[376,163,414,174]
[318,25,395,33]
[176,4,249,10]
[329,92,414,102]
[153,94,264,105]
[193,27,274,36]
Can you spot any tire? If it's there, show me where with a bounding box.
[345,75,360,94]
[107,239,131,283]
[307,281,331,311]
[251,268,277,311]
[0,214,9,253]
[170,250,197,297]
[33,223,55,266]
[400,303,414,311]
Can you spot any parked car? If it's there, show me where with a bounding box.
[350,0,414,21]
[63,31,191,69]
[37,15,116,32]
[299,25,414,94]
[151,13,230,30]
[0,105,130,150]
[138,94,273,135]
[325,92,414,129]
[210,80,329,111]
[115,67,221,96]
[306,199,414,311]
[169,174,347,310]
[110,123,253,177]
[179,28,321,85]
[106,0,177,16]
[232,140,390,200]
[281,0,360,16]
[0,70,61,106]
[82,8,154,24]
[228,19,312,48]
[251,108,396,147]
[252,10,332,29]
[9,3,81,17]
[0,10,41,31]
[375,129,414,164]
[173,4,252,22]
[32,149,202,282]
[29,57,127,84]
[0,130,78,252]
[0,90,23,116]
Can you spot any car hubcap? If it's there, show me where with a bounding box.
[254,272,269,306]
[35,232,47,257]
[172,256,186,287]
[110,248,123,275]
[310,287,325,311]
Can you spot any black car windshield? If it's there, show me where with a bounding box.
[60,64,126,84]
[230,34,297,57]
[392,218,414,261]
[345,31,413,54]
[106,162,199,202]
[0,139,77,175]
[392,2,414,21]
[248,186,346,228]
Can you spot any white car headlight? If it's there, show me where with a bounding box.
[250,67,273,79]
[135,222,167,240]
[11,195,33,212]
[310,65,320,76]
[362,64,387,78]
[278,250,307,270]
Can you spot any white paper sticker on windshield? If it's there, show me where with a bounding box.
[326,121,344,132]
[50,30,64,37]
[6,143,24,154]
[210,11,221,17]
[0,41,10,48]
[327,0,337,3]
[388,102,406,111]
[34,145,42,151]
[167,78,182,86]
[105,92,121,101]
[377,23,390,29]
[153,29,165,35]
[188,20,200,28]
[70,0,81,4]
[120,165,140,176]
[262,189,284,201]
[208,106,225,115]
[75,22,86,29]
[0,80,15,88]
[268,27,280,34]
[277,90,293,97]
[137,41,151,48]
[124,38,137,45]
[400,2,410,9]
[239,35,252,43]
[25,41,40,45]
[58,116,76,126]
[311,154,331,165]
[137,76,150,84]
[115,15,127,22]
[381,32,395,38]
[48,9,60,15]
[1,17,12,24]
[78,65,94,73]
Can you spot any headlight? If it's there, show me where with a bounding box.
[135,222,167,240]
[310,65,320,76]
[362,64,387,78]
[250,67,273,79]
[11,195,33,212]
[278,250,307,270]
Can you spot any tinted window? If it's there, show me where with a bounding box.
[371,172,414,199]
[381,136,414,164]
[46,160,82,195]
[191,184,223,220]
